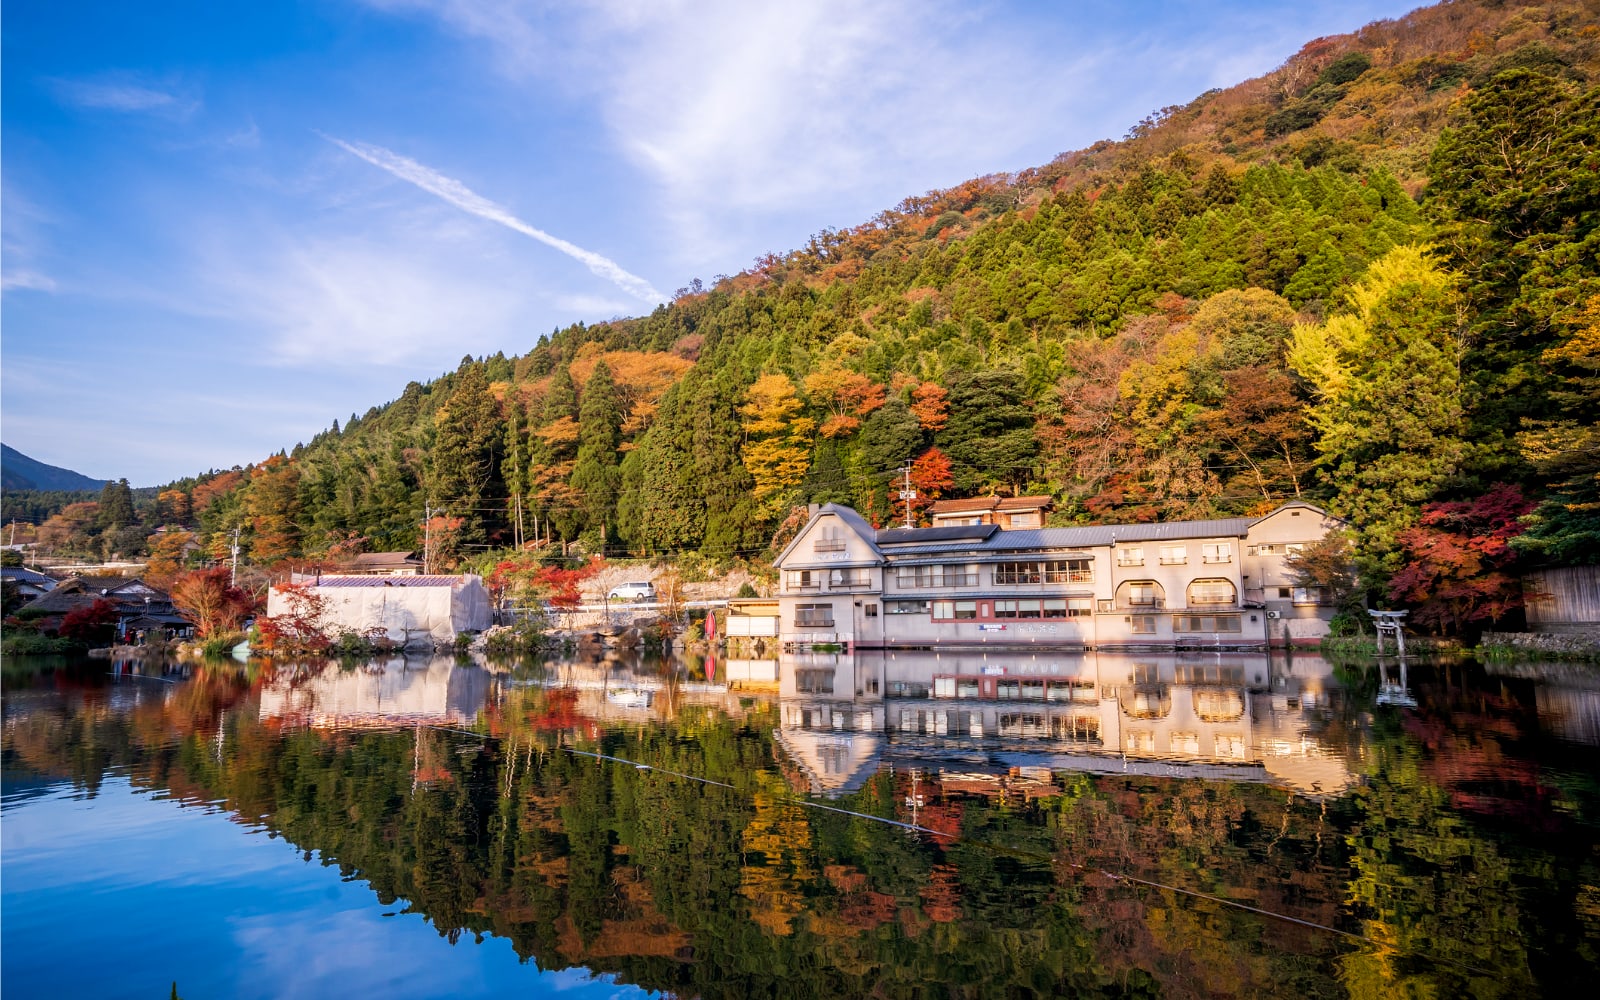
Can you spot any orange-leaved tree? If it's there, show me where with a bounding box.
[255,581,331,653]
[171,566,256,638]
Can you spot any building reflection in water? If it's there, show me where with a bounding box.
[776,647,1353,798]
[258,654,492,728]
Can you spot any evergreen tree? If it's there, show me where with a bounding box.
[430,361,503,547]
[570,360,623,542]
[97,478,135,531]
[857,398,925,475]
[942,369,1038,493]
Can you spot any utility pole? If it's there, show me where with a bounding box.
[898,465,917,529]
[423,504,432,575]
[229,527,241,587]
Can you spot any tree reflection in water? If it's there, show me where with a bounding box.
[3,652,1599,999]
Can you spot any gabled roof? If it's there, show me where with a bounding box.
[926,495,1053,516]
[772,503,882,568]
[1248,501,1344,526]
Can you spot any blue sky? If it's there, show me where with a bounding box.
[2,0,1424,487]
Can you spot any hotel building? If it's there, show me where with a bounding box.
[772,501,1345,649]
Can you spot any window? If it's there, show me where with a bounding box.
[1277,586,1292,599]
[1173,614,1242,632]
[1068,598,1093,618]
[1007,512,1041,528]
[932,600,978,620]
[1159,544,1187,565]
[1126,730,1156,752]
[1130,615,1158,634]
[1043,599,1067,619]
[1292,586,1327,605]
[933,676,956,698]
[894,564,978,587]
[829,568,870,588]
[1187,579,1237,606]
[994,562,1041,585]
[1124,582,1161,606]
[1202,542,1232,564]
[1215,734,1247,759]
[1117,546,1145,567]
[1017,599,1042,619]
[1171,732,1200,755]
[943,564,979,586]
[885,599,930,614]
[813,528,846,552]
[1043,558,1093,583]
[994,600,1018,618]
[1254,543,1280,555]
[794,603,834,628]
[864,603,878,618]
[787,570,818,590]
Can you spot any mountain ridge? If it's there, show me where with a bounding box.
[1,443,109,493]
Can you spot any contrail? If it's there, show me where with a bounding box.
[324,134,663,304]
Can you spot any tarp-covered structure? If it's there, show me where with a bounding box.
[271,574,493,647]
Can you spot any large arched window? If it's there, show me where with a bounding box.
[1186,578,1237,606]
[1115,580,1165,608]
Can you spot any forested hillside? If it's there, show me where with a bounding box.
[33,0,1598,629]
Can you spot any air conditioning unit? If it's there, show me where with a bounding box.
[1266,611,1282,620]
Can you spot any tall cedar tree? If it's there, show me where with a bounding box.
[430,360,504,548]
[1426,68,1600,452]
[570,360,623,542]
[942,369,1037,493]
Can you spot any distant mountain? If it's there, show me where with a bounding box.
[1,444,108,492]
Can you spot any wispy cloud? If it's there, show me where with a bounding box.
[1,269,58,293]
[322,134,664,304]
[50,75,200,120]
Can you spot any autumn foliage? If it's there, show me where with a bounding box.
[255,582,333,653]
[1387,484,1535,635]
[170,567,256,638]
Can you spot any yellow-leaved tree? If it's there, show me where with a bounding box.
[1288,246,1465,578]
[739,373,815,518]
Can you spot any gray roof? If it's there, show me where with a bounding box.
[883,519,1252,557]
[1,567,56,586]
[877,524,998,546]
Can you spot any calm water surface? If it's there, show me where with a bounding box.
[3,648,1598,998]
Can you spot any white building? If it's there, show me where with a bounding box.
[269,574,494,648]
[771,502,1344,649]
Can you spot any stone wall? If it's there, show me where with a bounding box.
[1481,630,1600,658]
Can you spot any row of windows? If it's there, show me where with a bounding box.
[1116,542,1232,567]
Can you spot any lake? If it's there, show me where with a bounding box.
[3,647,1598,998]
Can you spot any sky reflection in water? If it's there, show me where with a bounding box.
[3,649,1598,999]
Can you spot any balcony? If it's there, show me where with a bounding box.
[828,577,875,592]
[1159,557,1187,566]
[1202,555,1233,564]
[813,538,846,552]
[1098,597,1166,612]
[1116,557,1145,568]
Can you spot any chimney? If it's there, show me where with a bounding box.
[807,503,820,521]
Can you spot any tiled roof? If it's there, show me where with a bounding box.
[350,551,420,567]
[927,497,1001,514]
[995,495,1053,511]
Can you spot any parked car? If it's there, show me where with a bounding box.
[607,581,657,603]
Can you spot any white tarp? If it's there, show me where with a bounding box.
[268,575,493,647]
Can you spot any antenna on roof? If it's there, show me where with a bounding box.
[898,465,916,530]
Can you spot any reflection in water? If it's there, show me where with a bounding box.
[4,650,1600,999]
[777,649,1357,797]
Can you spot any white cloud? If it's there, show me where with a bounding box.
[217,235,530,367]
[1,269,58,293]
[323,134,664,303]
[50,75,201,120]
